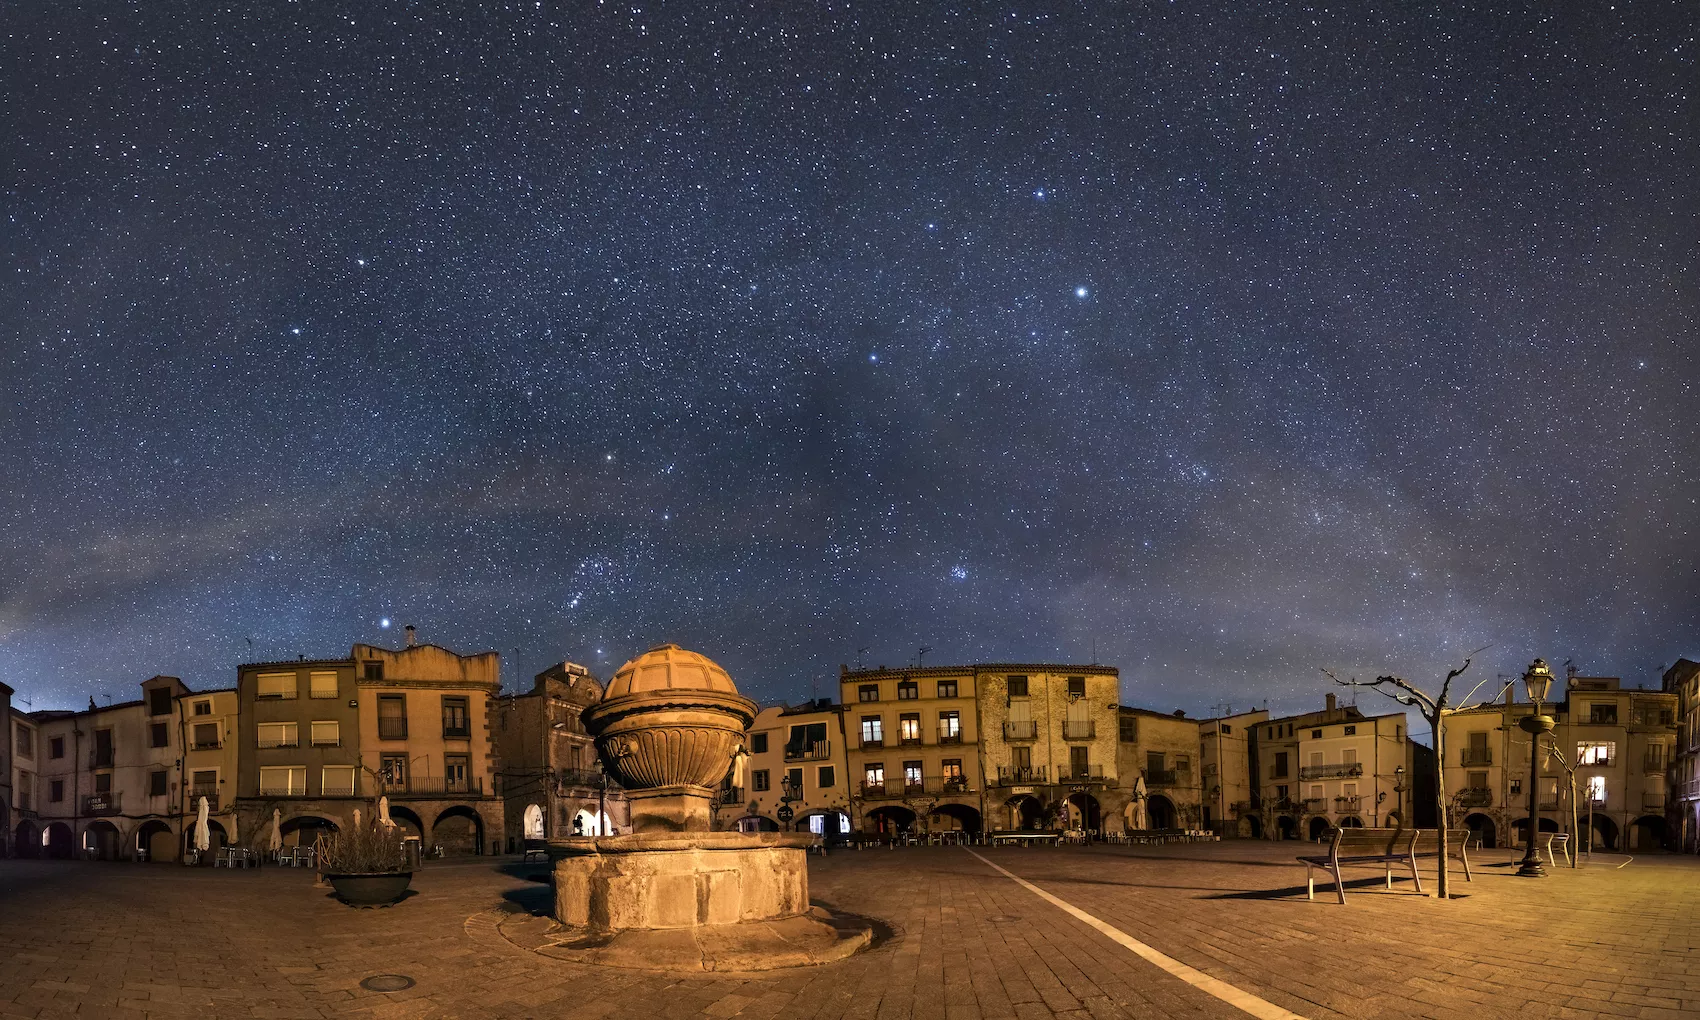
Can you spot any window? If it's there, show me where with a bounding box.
[148,687,172,716]
[1308,751,1323,767]
[193,722,220,749]
[942,759,964,782]
[753,770,771,792]
[1342,781,1358,798]
[1343,725,1356,736]
[92,728,114,768]
[50,779,64,802]
[1012,745,1032,769]
[1069,745,1090,776]
[255,672,298,699]
[818,765,835,788]
[858,685,879,702]
[321,766,357,797]
[1646,744,1667,770]
[363,661,384,681]
[1577,741,1616,765]
[1309,785,1324,800]
[1275,784,1289,799]
[864,764,885,789]
[191,770,217,796]
[446,755,470,792]
[14,724,32,758]
[380,754,409,788]
[442,696,470,738]
[1311,729,1322,739]
[1175,755,1191,773]
[258,766,307,796]
[149,770,169,797]
[1589,703,1618,725]
[49,735,63,759]
[194,700,212,716]
[897,680,918,700]
[938,710,961,741]
[150,722,169,748]
[1341,748,1356,765]
[256,721,299,748]
[785,723,828,759]
[1273,752,1289,778]
[1510,778,1522,796]
[899,713,922,744]
[1006,675,1028,697]
[1586,775,1607,804]
[94,772,112,794]
[860,716,883,746]
[378,695,408,740]
[903,761,923,789]
[1147,751,1166,774]
[1119,716,1138,743]
[310,720,340,747]
[1221,724,1231,734]
[1067,676,1086,697]
[309,671,339,699]
[937,679,958,698]
[751,733,768,754]
[1467,771,1488,790]
[1267,727,1275,739]
[784,767,803,794]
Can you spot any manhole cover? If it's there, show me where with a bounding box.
[987,915,1020,923]
[360,974,416,992]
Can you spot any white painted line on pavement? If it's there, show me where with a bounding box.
[966,849,1308,1020]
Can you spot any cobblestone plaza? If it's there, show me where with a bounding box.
[2,842,1695,1020]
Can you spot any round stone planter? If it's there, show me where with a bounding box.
[326,872,413,907]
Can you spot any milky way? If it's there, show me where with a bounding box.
[3,3,1695,726]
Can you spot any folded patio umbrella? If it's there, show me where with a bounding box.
[194,796,211,852]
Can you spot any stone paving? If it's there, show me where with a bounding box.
[2,841,1697,1019]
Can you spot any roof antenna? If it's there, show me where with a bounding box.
[917,646,931,668]
[855,647,868,670]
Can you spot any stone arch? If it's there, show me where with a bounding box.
[1337,816,1364,828]
[797,810,851,837]
[384,805,426,841]
[572,808,612,836]
[1629,814,1666,851]
[735,814,780,833]
[44,822,74,859]
[83,819,123,861]
[1275,815,1296,840]
[14,820,41,859]
[1007,794,1047,830]
[1463,812,1497,849]
[135,819,176,862]
[1146,794,1177,830]
[1590,814,1619,851]
[432,805,485,855]
[1244,815,1263,838]
[864,805,916,835]
[522,803,545,840]
[931,803,981,834]
[1064,792,1101,833]
[280,814,340,849]
[1307,817,1331,841]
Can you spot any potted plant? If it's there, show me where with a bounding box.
[315,815,412,906]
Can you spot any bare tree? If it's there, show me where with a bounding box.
[1321,648,1499,901]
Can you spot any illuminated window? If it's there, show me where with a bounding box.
[936,680,958,698]
[308,671,339,698]
[321,766,356,797]
[897,681,918,700]
[1577,741,1616,766]
[258,766,307,796]
[860,716,883,746]
[255,672,297,699]
[256,722,299,748]
[1587,775,1606,804]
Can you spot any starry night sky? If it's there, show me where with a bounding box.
[3,3,1695,730]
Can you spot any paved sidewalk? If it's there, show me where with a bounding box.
[1,842,1695,1019]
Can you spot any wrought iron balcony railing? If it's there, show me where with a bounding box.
[377,720,409,741]
[83,793,122,815]
[784,741,832,762]
[1460,749,1492,765]
[385,777,484,797]
[1299,763,1363,780]
[1145,769,1183,787]
[1057,764,1106,783]
[1062,720,1096,740]
[1456,789,1493,807]
[995,765,1048,786]
[1004,720,1037,740]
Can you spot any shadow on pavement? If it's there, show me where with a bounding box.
[501,884,554,915]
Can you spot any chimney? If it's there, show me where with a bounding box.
[1325,692,1337,714]
[405,624,417,647]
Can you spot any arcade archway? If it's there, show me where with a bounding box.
[14,821,41,859]
[931,803,981,834]
[1590,814,1619,852]
[1307,817,1331,841]
[1275,815,1296,840]
[280,815,338,849]
[135,820,176,862]
[1463,813,1497,849]
[1006,795,1046,830]
[433,806,485,855]
[1630,814,1666,851]
[865,805,916,835]
[1064,793,1101,833]
[44,822,74,859]
[1146,795,1177,830]
[522,803,545,840]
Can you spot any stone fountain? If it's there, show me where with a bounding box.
[544,644,871,971]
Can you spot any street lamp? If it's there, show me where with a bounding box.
[1516,659,1555,878]
[777,774,800,829]
[1393,765,1406,827]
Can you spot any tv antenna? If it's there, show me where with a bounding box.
[917,646,931,668]
[855,647,868,670]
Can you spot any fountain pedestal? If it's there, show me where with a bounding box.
[542,644,871,971]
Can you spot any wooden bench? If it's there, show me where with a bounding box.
[988,830,1062,847]
[521,839,549,863]
[1297,827,1470,904]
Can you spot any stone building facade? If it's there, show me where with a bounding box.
[1443,673,1675,851]
[972,664,1120,835]
[491,659,627,850]
[1117,707,1207,831]
[1197,708,1270,837]
[1253,695,1415,840]
[729,701,850,835]
[235,657,365,852]
[1666,659,1700,853]
[839,664,987,836]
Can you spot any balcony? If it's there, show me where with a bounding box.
[1303,798,1326,813]
[189,788,221,811]
[1145,769,1184,787]
[1062,720,1096,741]
[1644,795,1667,811]
[784,740,832,762]
[442,726,471,739]
[937,730,963,745]
[1461,749,1492,766]
[995,765,1048,786]
[256,736,299,749]
[1538,799,1559,811]
[1334,795,1362,812]
[1056,764,1107,784]
[937,776,973,796]
[860,736,884,749]
[83,793,122,815]
[557,768,610,791]
[377,720,409,741]
[858,781,905,800]
[1004,720,1037,740]
[191,738,223,750]
[1457,789,1493,808]
[386,777,484,798]
[1299,763,1363,780]
[1643,758,1668,775]
[899,734,924,747]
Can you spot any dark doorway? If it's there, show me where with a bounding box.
[1146,795,1177,829]
[1307,817,1330,841]
[1464,813,1497,849]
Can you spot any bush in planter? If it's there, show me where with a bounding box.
[315,815,414,906]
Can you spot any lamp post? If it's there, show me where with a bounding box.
[1516,659,1555,878]
[1393,765,1406,827]
[776,774,799,830]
